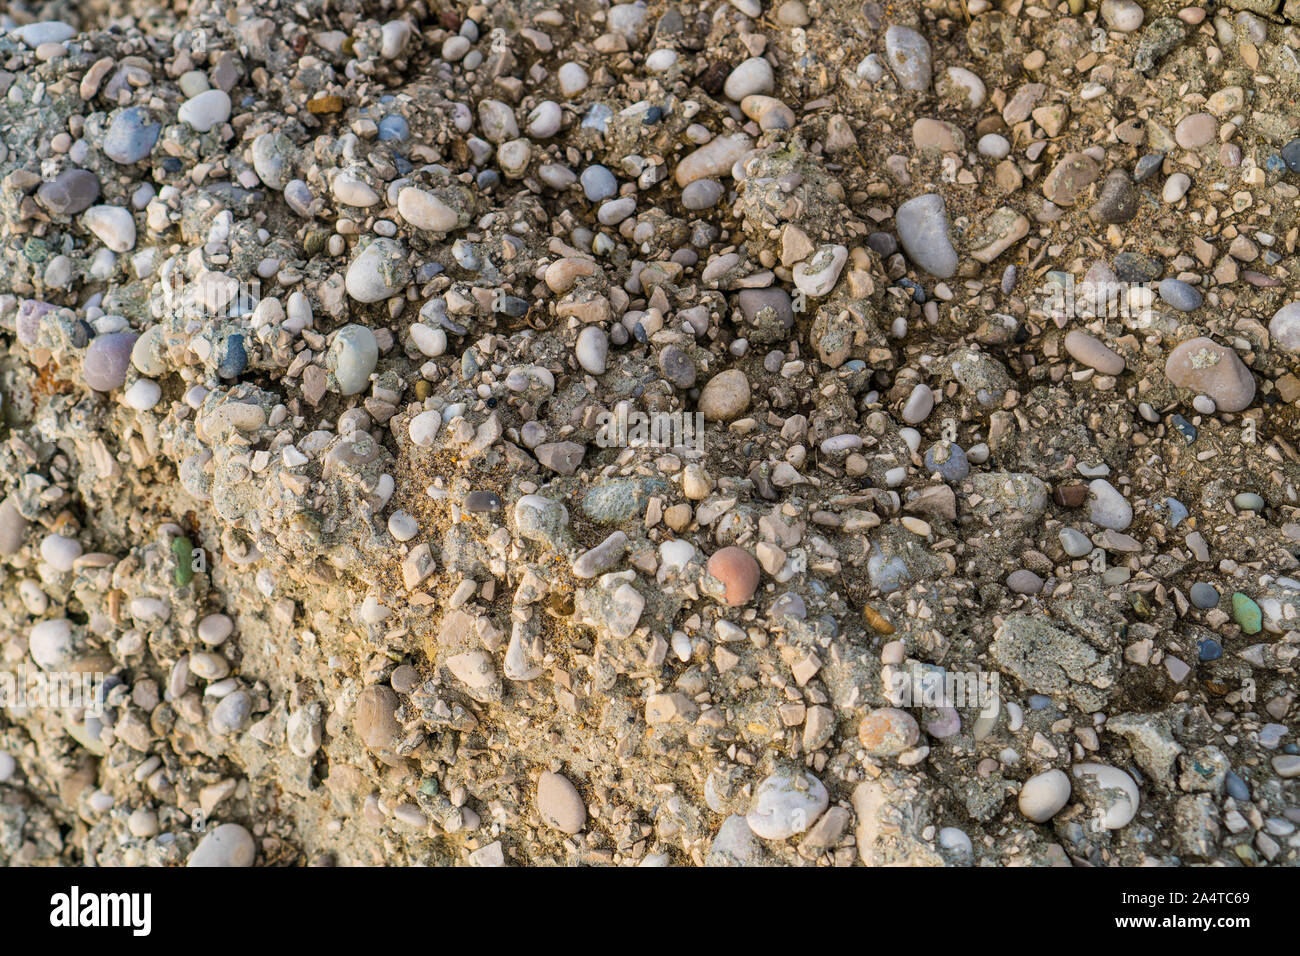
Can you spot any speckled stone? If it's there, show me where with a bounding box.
[857,707,920,755]
[1165,337,1256,412]
[698,369,751,421]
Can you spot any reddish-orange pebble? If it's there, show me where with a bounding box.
[707,546,760,606]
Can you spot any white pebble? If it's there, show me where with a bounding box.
[409,409,442,447]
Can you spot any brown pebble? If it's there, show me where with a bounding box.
[707,546,761,606]
[857,707,920,756]
[1053,485,1087,508]
[863,605,896,634]
[354,685,402,750]
[307,95,345,114]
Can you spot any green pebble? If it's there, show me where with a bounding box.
[1231,592,1262,635]
[172,535,194,586]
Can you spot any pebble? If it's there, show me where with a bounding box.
[724,57,774,101]
[1163,172,1191,203]
[536,771,586,833]
[858,708,920,755]
[1089,170,1138,224]
[328,325,379,395]
[707,546,761,606]
[924,441,969,482]
[1042,153,1100,206]
[1088,479,1132,531]
[178,89,232,132]
[409,410,442,447]
[675,134,753,186]
[102,107,161,164]
[37,168,101,216]
[698,369,751,421]
[1233,492,1264,512]
[1101,0,1145,31]
[354,685,402,751]
[123,379,161,411]
[188,823,256,867]
[1060,528,1092,557]
[1189,583,1220,609]
[0,497,26,558]
[1018,769,1071,822]
[1164,337,1256,412]
[1158,278,1203,312]
[397,188,461,233]
[1269,302,1300,354]
[1282,138,1300,173]
[580,165,618,201]
[1064,330,1125,375]
[746,771,828,840]
[557,62,589,97]
[895,193,958,278]
[575,326,609,374]
[83,332,140,391]
[1175,112,1216,149]
[40,534,82,572]
[345,239,410,302]
[198,613,234,646]
[1072,763,1140,829]
[1232,593,1262,634]
[82,205,136,252]
[682,179,725,210]
[792,243,848,296]
[901,383,934,424]
[1007,570,1044,594]
[884,25,932,92]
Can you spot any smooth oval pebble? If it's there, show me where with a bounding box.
[409,410,442,446]
[328,324,378,395]
[901,383,934,424]
[178,89,232,132]
[1088,478,1133,531]
[575,326,608,374]
[188,823,256,867]
[896,193,958,278]
[198,613,234,646]
[536,771,586,834]
[858,707,920,755]
[1018,769,1071,822]
[83,332,140,391]
[884,24,932,92]
[707,546,761,606]
[103,106,160,164]
[1064,330,1125,375]
[1269,302,1300,354]
[698,369,751,421]
[724,57,774,101]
